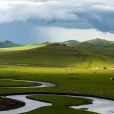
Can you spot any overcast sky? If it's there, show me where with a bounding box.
[0,0,114,44]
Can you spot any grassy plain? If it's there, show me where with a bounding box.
[0,44,114,114]
[0,66,114,99]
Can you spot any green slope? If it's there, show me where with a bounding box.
[0,43,113,67]
[0,44,45,52]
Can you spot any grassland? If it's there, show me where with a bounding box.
[0,66,114,99]
[0,43,114,113]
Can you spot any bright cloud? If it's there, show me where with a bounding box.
[36,26,114,42]
[0,0,114,43]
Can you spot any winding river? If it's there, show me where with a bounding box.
[0,79,114,114]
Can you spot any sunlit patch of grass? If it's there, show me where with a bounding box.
[0,44,45,52]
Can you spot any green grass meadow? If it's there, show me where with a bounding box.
[0,66,114,99]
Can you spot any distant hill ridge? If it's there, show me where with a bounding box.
[62,38,114,48]
[0,40,21,48]
[1,38,114,48]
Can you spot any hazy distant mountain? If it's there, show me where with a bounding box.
[63,40,80,46]
[62,38,114,48]
[83,38,114,47]
[0,40,21,48]
[1,38,114,48]
[41,42,50,45]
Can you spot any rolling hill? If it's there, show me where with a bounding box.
[0,42,113,68]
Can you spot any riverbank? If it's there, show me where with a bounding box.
[0,97,25,111]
